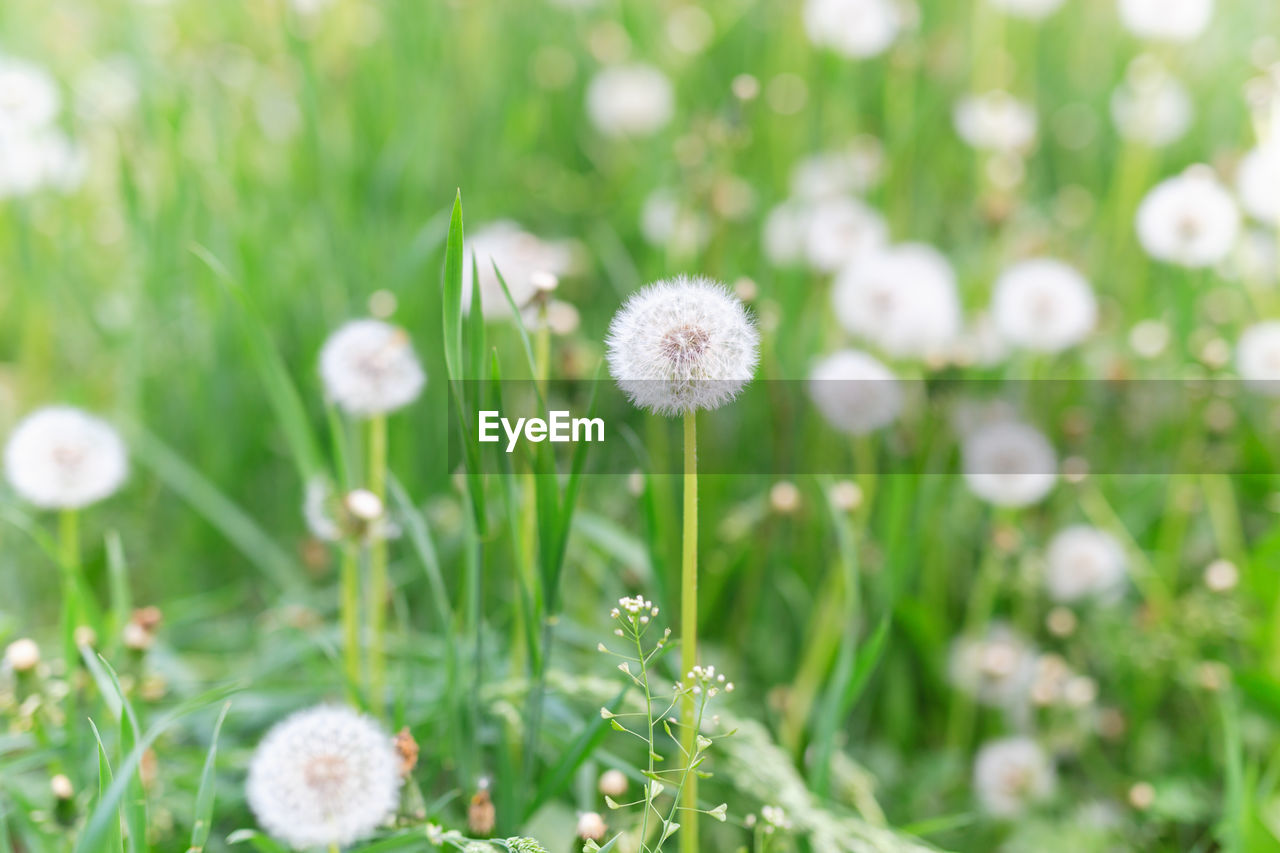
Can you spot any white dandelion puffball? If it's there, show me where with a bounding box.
[1136,169,1240,268]
[586,64,674,138]
[1237,322,1280,396]
[247,705,402,850]
[606,276,760,416]
[4,407,128,510]
[948,624,1037,708]
[763,200,812,267]
[0,56,60,136]
[991,258,1096,353]
[988,0,1065,20]
[1110,61,1191,148]
[75,58,140,125]
[1119,0,1213,42]
[954,91,1037,153]
[803,0,902,59]
[641,189,711,257]
[1237,144,1280,226]
[962,420,1057,507]
[790,141,885,200]
[804,197,889,273]
[461,221,575,319]
[1045,525,1128,603]
[319,319,425,417]
[832,243,961,360]
[973,737,1055,817]
[808,350,902,436]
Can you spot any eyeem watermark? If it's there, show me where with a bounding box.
[478,410,606,453]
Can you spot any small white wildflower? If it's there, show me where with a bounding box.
[1045,525,1128,604]
[606,276,759,416]
[962,420,1057,507]
[803,0,902,59]
[246,705,402,850]
[1136,168,1240,268]
[0,56,60,135]
[988,0,1064,20]
[641,189,711,257]
[1237,143,1280,226]
[4,406,128,510]
[954,91,1037,153]
[832,243,961,360]
[790,141,885,199]
[1110,59,1192,147]
[804,196,888,273]
[948,624,1038,708]
[762,199,812,267]
[808,350,902,435]
[462,221,576,319]
[576,812,608,841]
[318,319,425,417]
[1118,0,1213,43]
[973,737,1055,817]
[991,258,1096,353]
[586,63,674,138]
[4,638,40,673]
[1237,322,1280,396]
[75,58,140,125]
[598,768,628,797]
[1204,558,1238,592]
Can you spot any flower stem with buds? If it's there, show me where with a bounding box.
[680,411,698,853]
[367,413,388,711]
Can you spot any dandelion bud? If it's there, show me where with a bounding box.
[468,788,496,836]
[122,621,151,652]
[598,768,628,797]
[344,489,384,522]
[1204,559,1239,592]
[829,480,863,512]
[73,626,97,649]
[576,812,607,841]
[51,774,73,800]
[394,727,419,778]
[769,481,801,515]
[1128,781,1156,810]
[5,638,40,673]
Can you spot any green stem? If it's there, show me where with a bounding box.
[340,543,361,704]
[679,412,698,853]
[58,509,81,673]
[367,414,388,713]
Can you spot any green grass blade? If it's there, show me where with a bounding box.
[87,719,123,853]
[442,190,464,380]
[188,701,232,852]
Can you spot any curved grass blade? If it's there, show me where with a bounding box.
[188,701,232,852]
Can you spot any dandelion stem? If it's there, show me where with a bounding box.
[340,542,361,704]
[679,411,699,853]
[367,413,389,712]
[58,509,81,673]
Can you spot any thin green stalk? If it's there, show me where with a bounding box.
[679,411,698,853]
[367,413,388,713]
[58,509,81,674]
[340,543,361,704]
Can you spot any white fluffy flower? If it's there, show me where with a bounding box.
[461,221,575,318]
[641,189,711,257]
[954,91,1037,153]
[75,58,140,125]
[804,197,888,273]
[790,141,884,199]
[0,56,60,136]
[1237,143,1280,226]
[831,243,961,360]
[962,420,1057,507]
[585,64,674,138]
[1045,525,1128,603]
[1110,61,1192,147]
[246,705,402,850]
[991,258,1096,353]
[1119,0,1213,42]
[606,276,759,416]
[1237,322,1280,396]
[948,624,1038,708]
[1136,168,1240,268]
[973,737,1055,817]
[4,407,128,510]
[0,129,87,198]
[988,0,1065,20]
[808,350,902,435]
[319,320,425,417]
[762,200,812,267]
[803,0,902,59]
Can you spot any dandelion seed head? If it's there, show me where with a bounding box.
[606,276,759,416]
[949,624,1037,708]
[0,56,60,135]
[641,189,711,257]
[586,63,674,138]
[988,0,1065,20]
[4,406,128,510]
[462,221,576,319]
[1237,143,1280,227]
[962,420,1057,507]
[804,197,888,273]
[1119,0,1213,43]
[246,705,402,850]
[973,736,1055,817]
[832,243,961,360]
[1236,321,1280,396]
[790,141,885,200]
[5,638,40,673]
[1111,60,1192,147]
[1136,168,1240,268]
[954,91,1037,153]
[318,319,424,417]
[1045,525,1128,604]
[803,0,902,59]
[992,258,1097,353]
[762,199,812,267]
[808,349,903,435]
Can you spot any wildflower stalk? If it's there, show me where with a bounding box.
[57,509,81,673]
[340,542,361,703]
[679,411,699,853]
[367,413,389,711]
